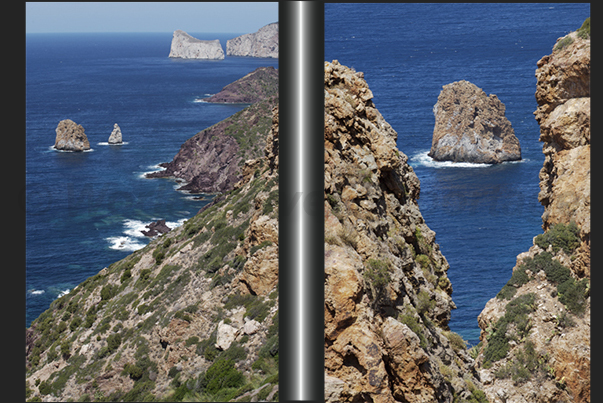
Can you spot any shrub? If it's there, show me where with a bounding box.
[554,35,574,51]
[200,358,245,395]
[534,222,580,254]
[139,269,151,282]
[100,284,116,301]
[520,252,570,284]
[398,314,427,349]
[416,290,436,316]
[249,240,273,256]
[557,278,588,315]
[444,331,467,352]
[38,381,52,395]
[577,17,590,39]
[107,333,122,352]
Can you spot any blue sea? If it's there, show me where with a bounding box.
[26,32,278,325]
[325,3,589,345]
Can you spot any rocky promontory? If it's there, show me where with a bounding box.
[428,80,521,164]
[474,21,590,403]
[226,22,278,58]
[203,66,278,104]
[54,119,90,151]
[146,67,278,194]
[168,30,224,60]
[108,123,123,144]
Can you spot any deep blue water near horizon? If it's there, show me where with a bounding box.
[26,32,278,326]
[326,3,589,345]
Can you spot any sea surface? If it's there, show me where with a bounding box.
[26,32,278,325]
[325,3,589,345]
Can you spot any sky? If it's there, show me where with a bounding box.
[25,2,278,34]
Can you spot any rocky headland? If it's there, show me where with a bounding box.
[226,22,278,58]
[108,123,123,144]
[429,80,521,164]
[323,60,486,403]
[168,30,225,60]
[146,67,278,194]
[26,104,281,401]
[54,119,91,152]
[474,22,590,403]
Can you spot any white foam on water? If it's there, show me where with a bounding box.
[123,219,154,238]
[49,145,94,152]
[410,150,493,169]
[165,218,187,229]
[106,235,146,252]
[57,289,71,298]
[97,141,129,146]
[138,163,167,179]
[28,289,45,295]
[193,98,209,103]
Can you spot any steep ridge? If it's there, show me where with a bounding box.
[323,60,486,403]
[146,67,278,194]
[25,107,280,401]
[474,21,590,403]
[226,23,278,59]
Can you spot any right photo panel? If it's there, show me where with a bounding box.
[324,4,590,403]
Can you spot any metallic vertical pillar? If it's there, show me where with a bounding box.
[279,2,324,402]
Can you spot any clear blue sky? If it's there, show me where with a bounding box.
[25,2,278,34]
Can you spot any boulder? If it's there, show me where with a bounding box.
[140,220,171,237]
[428,80,521,164]
[54,119,90,151]
[215,320,238,351]
[108,123,122,144]
[168,30,224,60]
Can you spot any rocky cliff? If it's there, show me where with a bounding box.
[168,30,225,60]
[429,80,521,164]
[54,119,90,152]
[474,23,590,403]
[26,106,280,402]
[226,23,278,59]
[146,67,278,194]
[323,60,486,403]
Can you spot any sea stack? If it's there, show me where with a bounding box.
[428,80,521,164]
[54,119,90,151]
[168,30,224,60]
[226,22,278,58]
[108,123,123,144]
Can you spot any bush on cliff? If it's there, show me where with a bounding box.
[577,17,590,39]
[534,222,580,254]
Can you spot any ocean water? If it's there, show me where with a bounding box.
[26,32,278,325]
[325,3,589,345]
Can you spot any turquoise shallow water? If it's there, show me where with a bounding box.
[26,32,278,325]
[325,2,589,345]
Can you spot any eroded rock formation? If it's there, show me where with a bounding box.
[475,25,590,403]
[226,22,278,58]
[54,119,90,151]
[108,123,123,144]
[429,80,521,164]
[168,30,224,60]
[324,60,485,403]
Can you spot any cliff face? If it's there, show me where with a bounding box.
[146,67,278,194]
[226,23,278,59]
[323,61,485,403]
[429,80,521,164]
[474,27,590,403]
[168,30,225,60]
[26,107,280,402]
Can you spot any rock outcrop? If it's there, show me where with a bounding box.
[108,123,123,144]
[474,24,590,403]
[25,104,280,402]
[146,67,278,194]
[324,61,486,403]
[428,80,521,164]
[140,220,171,237]
[54,119,90,151]
[168,30,224,60]
[226,22,278,58]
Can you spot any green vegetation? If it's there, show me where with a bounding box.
[443,330,467,353]
[483,293,537,365]
[398,313,428,349]
[554,35,574,51]
[363,258,391,305]
[534,222,580,254]
[577,17,590,39]
[493,341,552,385]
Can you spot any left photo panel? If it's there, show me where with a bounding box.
[25,3,279,402]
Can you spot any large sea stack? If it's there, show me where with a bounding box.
[226,22,278,58]
[54,119,90,151]
[475,21,590,403]
[168,30,224,60]
[428,80,521,164]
